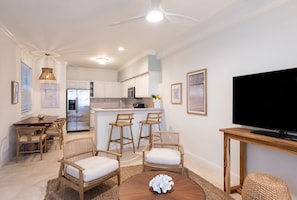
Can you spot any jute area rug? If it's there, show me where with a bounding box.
[44,165,235,200]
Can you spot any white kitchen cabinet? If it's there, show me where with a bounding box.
[67,80,90,89]
[135,74,148,97]
[105,82,121,98]
[93,81,105,98]
[135,72,160,98]
[121,78,136,98]
[93,81,121,98]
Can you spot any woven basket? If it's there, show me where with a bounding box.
[242,172,291,200]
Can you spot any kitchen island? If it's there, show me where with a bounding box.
[93,108,164,151]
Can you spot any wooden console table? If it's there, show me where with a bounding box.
[219,128,297,194]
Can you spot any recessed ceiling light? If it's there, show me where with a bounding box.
[96,57,110,65]
[118,46,125,51]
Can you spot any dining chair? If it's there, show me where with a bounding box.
[142,131,184,175]
[57,137,121,200]
[46,117,66,150]
[15,126,47,162]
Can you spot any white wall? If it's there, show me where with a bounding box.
[67,65,118,81]
[0,30,67,166]
[161,1,297,199]
[0,30,21,166]
[33,57,67,118]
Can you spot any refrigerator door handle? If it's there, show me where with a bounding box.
[75,97,78,112]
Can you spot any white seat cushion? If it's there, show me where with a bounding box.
[145,148,181,165]
[66,156,118,182]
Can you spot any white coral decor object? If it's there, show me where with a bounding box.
[149,174,174,194]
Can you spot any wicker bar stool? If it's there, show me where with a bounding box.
[107,113,135,154]
[137,112,162,149]
[242,172,291,200]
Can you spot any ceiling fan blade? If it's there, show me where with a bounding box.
[109,14,146,26]
[163,10,200,26]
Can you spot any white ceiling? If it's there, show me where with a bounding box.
[0,0,287,70]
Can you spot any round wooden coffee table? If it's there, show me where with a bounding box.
[119,171,206,200]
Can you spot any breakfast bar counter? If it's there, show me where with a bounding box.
[93,108,164,150]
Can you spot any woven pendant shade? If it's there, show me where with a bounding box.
[39,67,56,81]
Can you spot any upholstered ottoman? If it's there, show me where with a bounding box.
[242,172,291,200]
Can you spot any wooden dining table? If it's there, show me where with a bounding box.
[14,115,59,126]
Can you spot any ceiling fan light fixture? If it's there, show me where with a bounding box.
[96,57,110,65]
[146,10,163,23]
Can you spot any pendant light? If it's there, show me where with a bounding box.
[39,53,56,81]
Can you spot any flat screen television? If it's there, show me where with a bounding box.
[233,67,297,136]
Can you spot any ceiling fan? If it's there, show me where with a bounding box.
[110,0,199,26]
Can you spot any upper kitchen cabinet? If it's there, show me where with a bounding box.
[118,52,161,98]
[135,72,160,98]
[105,82,121,98]
[93,81,121,98]
[93,81,105,98]
[67,80,90,89]
[121,78,136,98]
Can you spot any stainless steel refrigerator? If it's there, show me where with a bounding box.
[66,89,90,132]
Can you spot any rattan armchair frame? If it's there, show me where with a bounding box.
[57,137,121,200]
[142,131,185,175]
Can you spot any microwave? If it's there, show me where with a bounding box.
[128,87,135,98]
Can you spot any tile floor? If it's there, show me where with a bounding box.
[0,130,241,200]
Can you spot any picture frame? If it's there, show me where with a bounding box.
[187,68,207,115]
[41,83,59,108]
[171,83,182,104]
[11,81,19,104]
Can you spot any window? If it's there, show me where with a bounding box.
[21,62,32,114]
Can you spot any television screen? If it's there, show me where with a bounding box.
[233,68,297,134]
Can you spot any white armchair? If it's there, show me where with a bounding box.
[142,131,184,175]
[57,137,121,200]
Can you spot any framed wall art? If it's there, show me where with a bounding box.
[41,83,59,108]
[187,68,207,115]
[11,81,19,104]
[171,83,182,104]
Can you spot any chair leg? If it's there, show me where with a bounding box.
[59,134,62,150]
[137,124,144,149]
[120,127,123,154]
[40,141,43,160]
[107,125,114,151]
[117,172,121,185]
[149,124,153,145]
[44,138,47,153]
[16,144,19,163]
[79,190,84,200]
[138,124,151,149]
[129,125,135,153]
